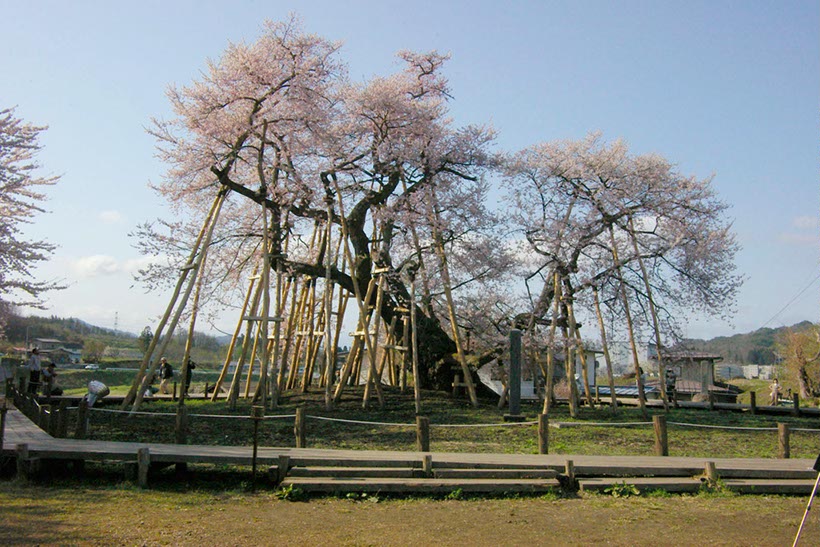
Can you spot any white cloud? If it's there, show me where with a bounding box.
[792,215,819,230]
[99,210,124,223]
[779,215,820,246]
[69,254,163,278]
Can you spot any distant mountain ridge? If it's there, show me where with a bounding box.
[684,321,814,365]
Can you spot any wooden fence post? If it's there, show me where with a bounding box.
[0,401,6,453]
[175,405,189,445]
[75,399,89,439]
[137,447,151,488]
[538,413,549,454]
[416,416,430,452]
[16,443,30,480]
[565,460,576,488]
[705,461,718,486]
[294,406,306,448]
[56,400,69,438]
[653,414,668,456]
[749,391,757,415]
[778,423,790,459]
[39,404,50,432]
[792,393,800,416]
[423,454,433,477]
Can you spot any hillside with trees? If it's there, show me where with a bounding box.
[684,321,814,364]
[0,313,227,366]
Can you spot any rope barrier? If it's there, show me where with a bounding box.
[80,402,820,433]
[668,421,778,431]
[88,406,296,421]
[307,415,414,428]
[551,421,653,428]
[434,421,538,428]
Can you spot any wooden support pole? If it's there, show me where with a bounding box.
[422,454,433,477]
[56,400,69,438]
[294,406,306,448]
[542,272,560,415]
[416,416,430,452]
[564,460,575,488]
[705,461,718,485]
[749,391,757,415]
[275,454,290,485]
[16,443,33,480]
[137,447,150,488]
[75,399,89,439]
[792,393,800,416]
[653,414,668,456]
[538,413,549,455]
[778,422,790,459]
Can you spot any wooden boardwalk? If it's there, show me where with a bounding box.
[2,405,818,495]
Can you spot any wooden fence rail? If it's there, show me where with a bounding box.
[6,384,817,461]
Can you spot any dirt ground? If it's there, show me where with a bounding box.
[1,483,818,546]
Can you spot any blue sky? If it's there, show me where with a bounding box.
[2,0,817,339]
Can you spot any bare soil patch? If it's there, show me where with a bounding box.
[0,482,817,546]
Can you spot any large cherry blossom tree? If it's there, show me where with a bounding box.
[140,18,504,389]
[0,108,62,334]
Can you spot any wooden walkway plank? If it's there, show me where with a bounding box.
[4,404,820,496]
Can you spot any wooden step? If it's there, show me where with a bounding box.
[287,466,419,479]
[288,456,423,469]
[573,465,704,478]
[578,477,703,493]
[722,479,818,495]
[717,468,817,480]
[281,476,561,494]
[433,468,558,479]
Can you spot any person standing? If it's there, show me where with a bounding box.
[769,378,781,406]
[184,359,196,395]
[41,362,62,396]
[159,358,174,395]
[27,348,42,394]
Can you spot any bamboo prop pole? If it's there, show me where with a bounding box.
[564,288,595,409]
[400,308,410,391]
[302,296,327,392]
[256,185,273,409]
[592,286,618,411]
[400,177,436,319]
[299,276,320,392]
[130,190,227,412]
[332,277,376,402]
[330,289,349,382]
[610,227,648,419]
[243,316,264,398]
[410,273,422,414]
[330,179,383,404]
[425,188,478,407]
[178,237,209,409]
[362,272,387,409]
[277,276,299,391]
[334,334,361,399]
[123,189,226,408]
[562,300,579,418]
[285,280,311,390]
[628,217,669,410]
[379,316,399,386]
[226,279,264,408]
[323,197,336,408]
[267,252,285,408]
[211,267,259,401]
[542,272,560,415]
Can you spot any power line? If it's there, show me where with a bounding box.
[758,268,820,330]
